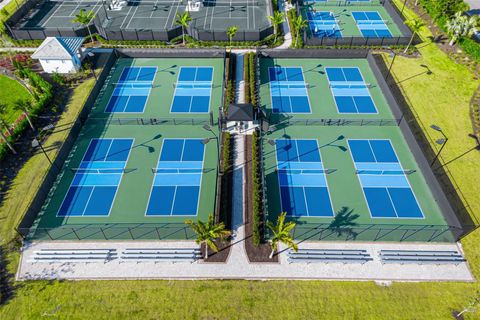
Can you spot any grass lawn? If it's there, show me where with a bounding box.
[0,77,96,245]
[0,75,31,124]
[2,3,480,318]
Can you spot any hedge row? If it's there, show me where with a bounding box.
[251,130,263,246]
[222,132,232,173]
[0,67,53,160]
[248,53,257,108]
[244,54,251,104]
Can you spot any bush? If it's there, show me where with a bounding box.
[248,53,257,108]
[288,8,303,48]
[0,68,53,160]
[251,130,263,246]
[243,54,250,104]
[222,132,232,173]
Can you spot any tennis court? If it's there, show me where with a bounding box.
[269,67,311,113]
[307,11,342,38]
[105,66,157,113]
[301,0,402,38]
[29,57,223,240]
[171,67,213,113]
[352,11,392,37]
[348,139,423,219]
[146,139,205,216]
[260,58,392,120]
[326,67,377,114]
[15,0,272,39]
[275,139,334,217]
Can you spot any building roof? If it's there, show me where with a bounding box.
[227,103,254,121]
[32,37,85,60]
[465,0,480,10]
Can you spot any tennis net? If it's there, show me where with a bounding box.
[278,168,335,174]
[152,168,213,174]
[111,81,153,88]
[356,20,390,25]
[203,0,262,6]
[329,83,371,89]
[355,169,416,175]
[69,168,129,174]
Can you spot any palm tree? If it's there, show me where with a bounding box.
[404,19,425,54]
[445,12,479,46]
[0,34,14,67]
[226,25,238,47]
[266,212,297,259]
[13,98,34,131]
[185,214,231,260]
[292,15,307,48]
[0,103,15,154]
[72,9,95,42]
[175,12,192,46]
[268,11,285,44]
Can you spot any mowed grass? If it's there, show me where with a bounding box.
[0,75,31,124]
[0,77,96,245]
[2,8,480,318]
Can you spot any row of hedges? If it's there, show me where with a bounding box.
[417,0,480,62]
[244,54,250,104]
[248,53,257,108]
[287,8,303,48]
[0,66,53,160]
[251,130,263,246]
[219,132,233,227]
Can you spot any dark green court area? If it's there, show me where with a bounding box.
[28,57,224,241]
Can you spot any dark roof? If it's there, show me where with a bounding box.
[227,104,254,121]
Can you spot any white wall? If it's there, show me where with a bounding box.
[39,59,80,74]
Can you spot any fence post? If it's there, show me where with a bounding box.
[72,228,80,240]
[128,227,134,239]
[45,229,54,240]
[155,227,161,240]
[100,227,107,240]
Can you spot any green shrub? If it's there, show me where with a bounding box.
[287,8,303,48]
[248,53,257,108]
[243,54,250,104]
[251,130,262,246]
[222,132,232,173]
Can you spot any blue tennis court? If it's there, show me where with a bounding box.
[57,138,133,217]
[269,67,311,113]
[348,139,424,219]
[326,67,377,114]
[171,67,213,113]
[146,139,205,216]
[352,11,392,38]
[307,11,342,38]
[105,66,157,113]
[275,139,334,217]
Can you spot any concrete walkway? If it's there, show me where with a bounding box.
[17,240,474,281]
[277,0,293,49]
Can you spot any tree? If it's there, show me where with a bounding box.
[456,290,480,317]
[292,15,307,48]
[404,19,425,54]
[445,12,479,46]
[175,12,192,46]
[266,212,297,259]
[13,98,34,131]
[0,34,14,67]
[0,103,16,154]
[72,9,95,42]
[268,11,285,44]
[226,25,238,47]
[185,214,231,260]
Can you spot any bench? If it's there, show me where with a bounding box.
[379,249,465,265]
[120,248,201,263]
[288,249,372,264]
[29,248,117,263]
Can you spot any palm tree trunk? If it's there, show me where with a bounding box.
[182,27,185,45]
[24,113,35,131]
[449,38,456,46]
[403,33,415,54]
[269,248,275,259]
[0,130,16,154]
[86,24,93,44]
[1,120,12,137]
[204,242,208,260]
[274,25,277,43]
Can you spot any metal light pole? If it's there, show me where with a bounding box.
[430,124,448,168]
[202,124,221,175]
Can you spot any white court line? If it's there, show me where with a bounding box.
[125,4,140,30]
[119,5,134,29]
[41,2,68,27]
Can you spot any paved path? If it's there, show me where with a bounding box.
[277,0,293,49]
[17,240,474,281]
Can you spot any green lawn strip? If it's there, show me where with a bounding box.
[0,274,477,319]
[388,0,480,276]
[0,77,96,245]
[0,74,31,124]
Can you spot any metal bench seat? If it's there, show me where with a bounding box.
[380,250,465,264]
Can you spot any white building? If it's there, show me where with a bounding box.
[32,37,85,74]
